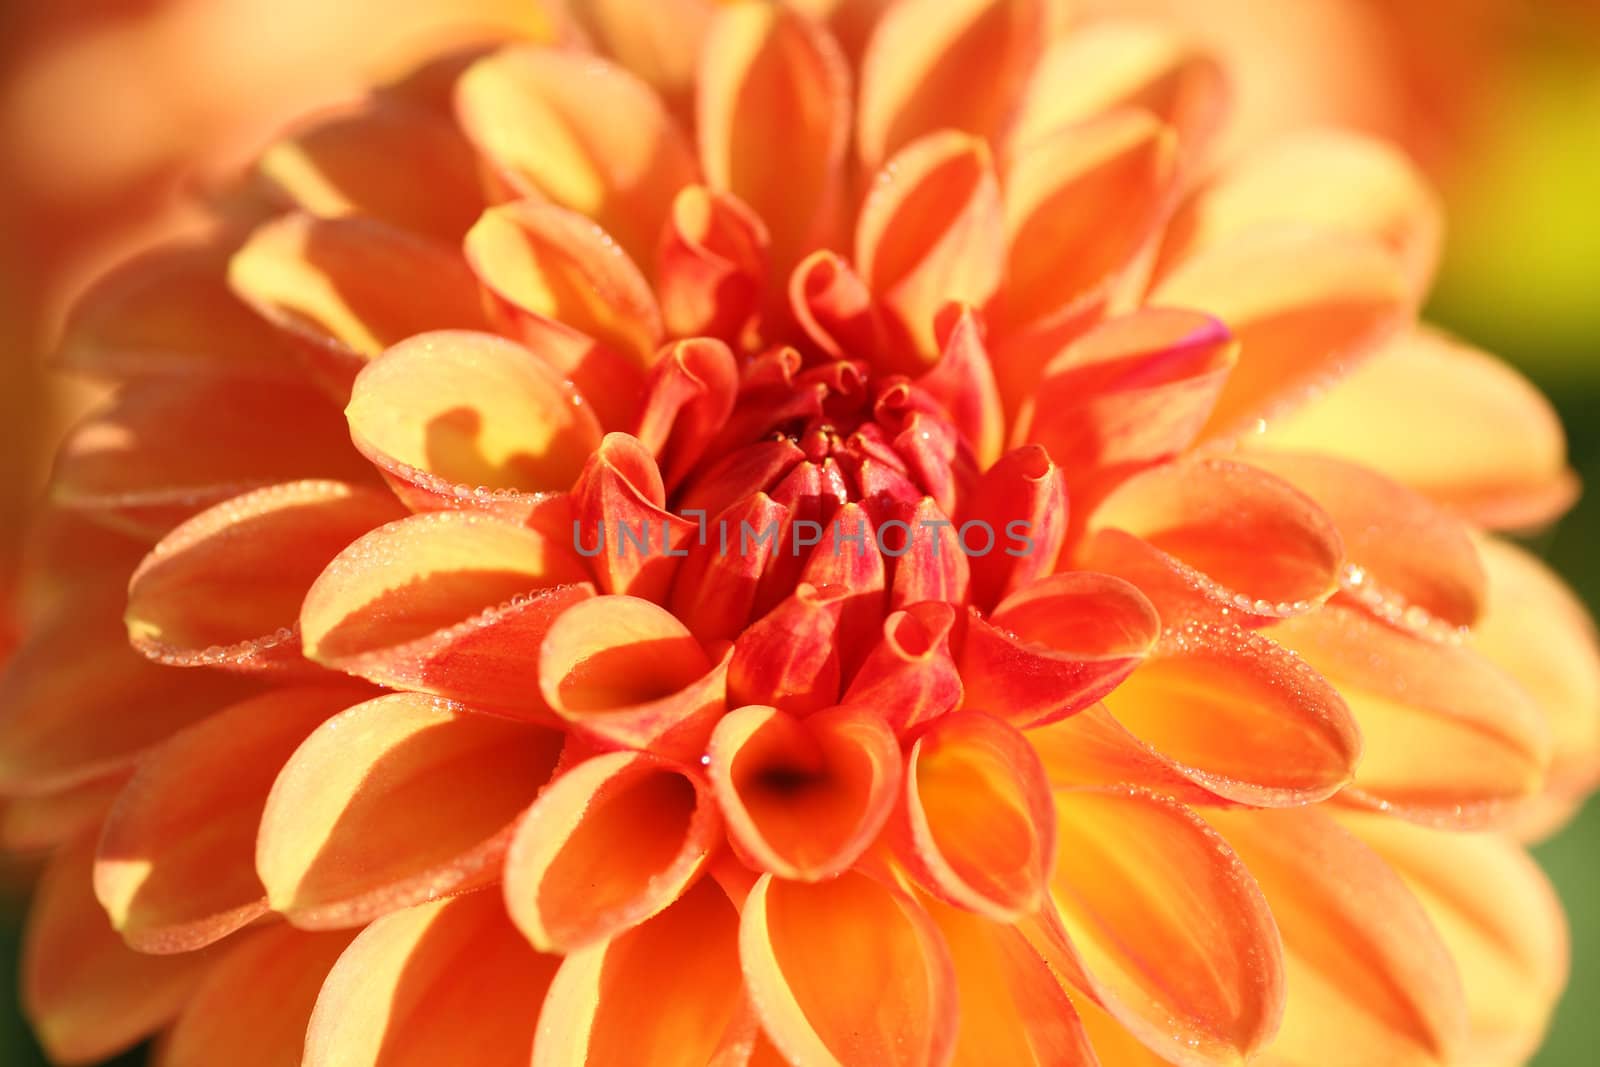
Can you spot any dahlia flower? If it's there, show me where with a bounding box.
[2,1,1596,1066]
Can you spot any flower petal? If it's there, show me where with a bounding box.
[305,890,559,1067]
[23,831,219,1065]
[1261,327,1577,529]
[729,583,851,714]
[126,480,405,672]
[1204,808,1468,1067]
[1271,605,1551,825]
[348,330,603,510]
[856,130,1005,367]
[655,187,769,347]
[634,336,741,492]
[697,2,850,273]
[741,871,958,1067]
[535,877,748,1067]
[161,925,355,1067]
[0,772,126,853]
[299,510,593,714]
[708,703,900,881]
[562,0,715,108]
[1041,788,1285,1066]
[504,750,719,951]
[916,305,1005,469]
[961,445,1067,609]
[844,601,963,731]
[895,712,1054,921]
[95,685,366,953]
[257,693,563,928]
[1149,226,1412,438]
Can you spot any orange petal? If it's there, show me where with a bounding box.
[634,336,741,492]
[160,925,356,1067]
[1008,18,1226,161]
[959,571,1160,728]
[571,432,697,601]
[1241,450,1487,634]
[1270,604,1551,826]
[1042,788,1285,1066]
[789,249,891,365]
[0,771,126,853]
[1204,807,1468,1067]
[348,330,603,508]
[962,445,1067,609]
[256,693,563,928]
[255,97,484,243]
[916,305,1005,469]
[1261,326,1578,529]
[0,606,255,795]
[126,480,405,672]
[741,871,958,1067]
[1014,308,1235,489]
[95,685,365,953]
[305,890,559,1067]
[844,601,963,731]
[299,509,594,714]
[697,2,850,274]
[1471,537,1600,819]
[1001,108,1178,328]
[857,0,1047,170]
[1080,456,1344,625]
[504,750,719,951]
[23,831,219,1065]
[16,506,148,625]
[895,712,1054,921]
[708,703,900,880]
[670,492,791,642]
[890,496,971,609]
[1148,227,1412,439]
[535,877,748,1067]
[562,0,715,109]
[1161,128,1442,297]
[1099,621,1360,805]
[456,45,696,265]
[856,130,1005,367]
[538,593,728,759]
[655,186,769,346]
[50,378,372,540]
[464,200,659,427]
[1338,813,1568,1065]
[228,213,490,396]
[728,583,850,714]
[57,242,302,383]
[1026,703,1216,806]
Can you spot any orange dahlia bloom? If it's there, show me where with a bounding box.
[2,2,1596,1066]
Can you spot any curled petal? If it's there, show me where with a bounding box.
[708,704,900,881]
[257,693,563,928]
[962,445,1067,610]
[255,98,484,242]
[1241,450,1487,633]
[635,336,740,490]
[456,45,696,263]
[1149,227,1412,438]
[572,433,698,600]
[728,583,848,714]
[126,480,405,672]
[858,0,1047,169]
[299,510,594,715]
[1339,812,1568,1065]
[790,249,890,365]
[1001,108,1178,328]
[57,242,300,382]
[1041,788,1285,1066]
[347,330,603,510]
[23,831,219,1065]
[161,925,355,1067]
[959,572,1160,728]
[95,685,365,953]
[656,187,769,346]
[1009,18,1226,159]
[740,871,958,1067]
[698,2,850,272]
[671,493,790,642]
[1081,456,1344,625]
[916,305,1005,469]
[538,593,727,759]
[1271,605,1551,825]
[305,890,559,1067]
[228,213,489,395]
[857,130,1006,367]
[1160,128,1443,297]
[844,601,963,731]
[504,750,719,951]
[1015,308,1235,488]
[895,711,1054,921]
[1099,621,1361,805]
[50,379,371,540]
[1262,327,1578,529]
[1204,808,1468,1067]
[536,878,748,1067]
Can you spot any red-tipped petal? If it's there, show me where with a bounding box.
[635,336,740,490]
[962,445,1067,610]
[844,601,963,731]
[916,305,1005,469]
[572,432,698,601]
[729,583,849,714]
